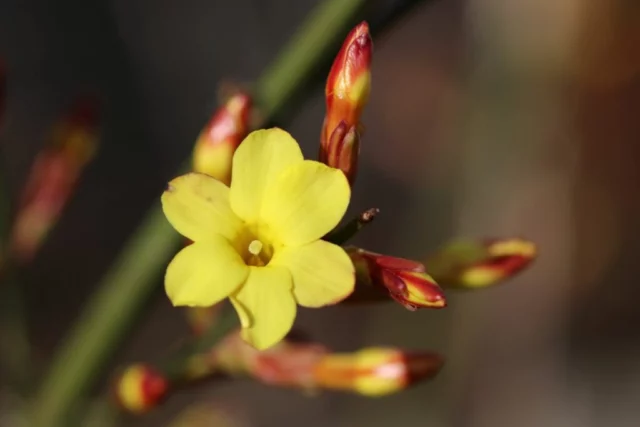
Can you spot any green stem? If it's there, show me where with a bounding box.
[324,207,379,245]
[0,265,32,391]
[159,304,237,382]
[30,1,367,426]
[31,208,178,426]
[254,0,367,119]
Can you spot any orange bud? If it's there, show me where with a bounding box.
[425,238,537,289]
[9,97,99,262]
[348,247,446,310]
[114,364,168,414]
[320,22,372,182]
[314,347,443,396]
[192,93,251,185]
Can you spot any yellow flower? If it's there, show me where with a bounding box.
[162,128,355,350]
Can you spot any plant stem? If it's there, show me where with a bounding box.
[254,0,367,120]
[30,1,368,426]
[324,207,379,245]
[31,208,179,427]
[159,303,237,382]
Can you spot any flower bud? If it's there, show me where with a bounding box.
[192,93,251,185]
[114,364,168,414]
[323,121,359,184]
[425,238,537,289]
[9,97,99,262]
[348,247,446,310]
[320,22,372,182]
[314,347,443,397]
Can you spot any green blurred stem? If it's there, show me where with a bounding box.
[30,0,367,425]
[0,265,32,392]
[159,303,237,382]
[254,0,366,119]
[31,209,178,427]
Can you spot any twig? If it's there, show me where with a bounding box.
[324,208,379,244]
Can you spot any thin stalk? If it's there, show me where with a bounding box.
[324,207,379,245]
[159,304,237,382]
[254,0,367,120]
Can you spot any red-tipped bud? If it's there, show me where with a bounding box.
[425,238,537,289]
[324,121,360,184]
[114,364,168,414]
[314,347,443,397]
[9,97,99,262]
[192,93,252,185]
[320,22,372,183]
[348,247,446,310]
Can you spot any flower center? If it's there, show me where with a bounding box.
[243,237,273,267]
[248,240,263,256]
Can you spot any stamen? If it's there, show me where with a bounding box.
[248,240,263,256]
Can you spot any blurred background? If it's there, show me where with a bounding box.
[1,0,640,426]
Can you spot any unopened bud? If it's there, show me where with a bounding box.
[320,22,372,183]
[323,121,359,184]
[314,347,443,397]
[9,97,99,262]
[114,364,168,414]
[192,93,252,185]
[425,238,537,289]
[348,247,446,310]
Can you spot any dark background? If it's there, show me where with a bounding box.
[2,0,640,426]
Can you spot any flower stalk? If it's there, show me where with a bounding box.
[324,207,379,244]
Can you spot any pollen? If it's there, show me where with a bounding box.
[248,240,263,256]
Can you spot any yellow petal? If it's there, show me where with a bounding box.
[262,160,350,246]
[161,173,243,242]
[272,240,355,307]
[231,265,296,350]
[165,236,249,307]
[229,128,303,223]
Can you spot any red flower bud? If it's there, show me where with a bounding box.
[320,22,372,184]
[192,93,252,185]
[323,121,359,184]
[9,97,99,262]
[114,364,168,414]
[425,238,537,289]
[348,247,446,310]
